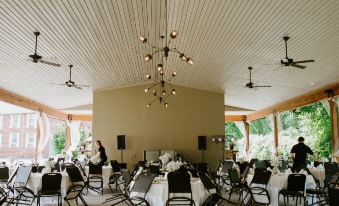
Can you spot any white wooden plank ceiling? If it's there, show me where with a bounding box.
[0,0,338,110]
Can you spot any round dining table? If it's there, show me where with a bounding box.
[130,176,210,206]
[246,172,317,206]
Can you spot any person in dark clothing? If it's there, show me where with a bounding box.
[290,136,313,172]
[94,140,107,165]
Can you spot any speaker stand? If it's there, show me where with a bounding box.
[201,150,205,163]
[120,150,124,163]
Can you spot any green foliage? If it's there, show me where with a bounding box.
[225,122,243,140]
[52,127,66,154]
[249,116,272,136]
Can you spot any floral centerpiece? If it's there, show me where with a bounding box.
[165,161,183,172]
[159,153,171,168]
[44,159,56,173]
[271,157,281,174]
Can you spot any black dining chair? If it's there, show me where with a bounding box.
[129,172,156,205]
[199,172,238,206]
[6,165,35,206]
[228,168,245,201]
[328,187,339,206]
[245,169,272,206]
[0,166,9,187]
[37,166,45,173]
[86,163,103,196]
[218,160,234,190]
[279,173,306,206]
[37,173,62,206]
[108,160,123,192]
[103,169,133,205]
[255,161,267,170]
[166,172,195,206]
[64,165,88,206]
[304,167,328,206]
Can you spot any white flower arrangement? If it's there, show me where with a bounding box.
[165,161,183,172]
[271,157,281,173]
[159,153,171,167]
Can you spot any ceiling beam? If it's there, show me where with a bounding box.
[70,114,92,121]
[0,88,68,120]
[247,82,339,121]
[225,115,246,122]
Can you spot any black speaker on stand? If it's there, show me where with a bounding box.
[117,135,125,163]
[198,136,207,163]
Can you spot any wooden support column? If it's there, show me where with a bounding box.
[273,110,279,157]
[329,98,338,154]
[35,120,40,161]
[65,115,72,151]
[243,121,250,157]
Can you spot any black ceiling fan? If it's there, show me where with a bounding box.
[51,65,90,89]
[280,36,314,69]
[245,67,271,89]
[28,32,61,67]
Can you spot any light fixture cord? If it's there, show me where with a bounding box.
[165,0,168,47]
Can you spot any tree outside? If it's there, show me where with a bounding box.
[225,101,333,160]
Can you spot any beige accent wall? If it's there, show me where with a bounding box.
[92,84,225,169]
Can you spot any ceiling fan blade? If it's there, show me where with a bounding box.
[293,60,314,64]
[291,64,306,69]
[255,85,271,88]
[75,84,90,87]
[73,85,82,90]
[50,83,66,86]
[39,59,61,67]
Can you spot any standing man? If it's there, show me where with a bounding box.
[290,136,313,172]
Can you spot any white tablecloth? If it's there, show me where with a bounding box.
[84,166,113,187]
[308,167,325,186]
[131,177,209,206]
[27,173,72,196]
[246,173,316,206]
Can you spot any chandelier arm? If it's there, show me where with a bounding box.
[151,49,163,55]
[170,48,183,54]
[145,41,158,49]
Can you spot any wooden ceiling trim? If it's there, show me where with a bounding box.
[0,88,67,120]
[225,115,246,122]
[247,82,339,121]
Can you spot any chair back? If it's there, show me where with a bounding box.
[66,165,84,183]
[228,168,240,184]
[329,187,339,206]
[238,162,249,174]
[131,172,155,194]
[110,160,121,173]
[255,161,267,170]
[41,173,62,192]
[251,170,271,186]
[199,172,216,191]
[167,172,192,194]
[286,174,306,192]
[60,163,74,172]
[0,166,9,181]
[197,163,209,173]
[249,158,259,167]
[221,160,234,173]
[37,166,45,173]
[88,163,103,175]
[149,164,160,174]
[324,162,338,187]
[121,169,132,185]
[14,166,32,185]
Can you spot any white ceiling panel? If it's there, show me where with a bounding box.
[0,0,338,110]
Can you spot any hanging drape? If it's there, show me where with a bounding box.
[66,120,81,154]
[36,113,51,163]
